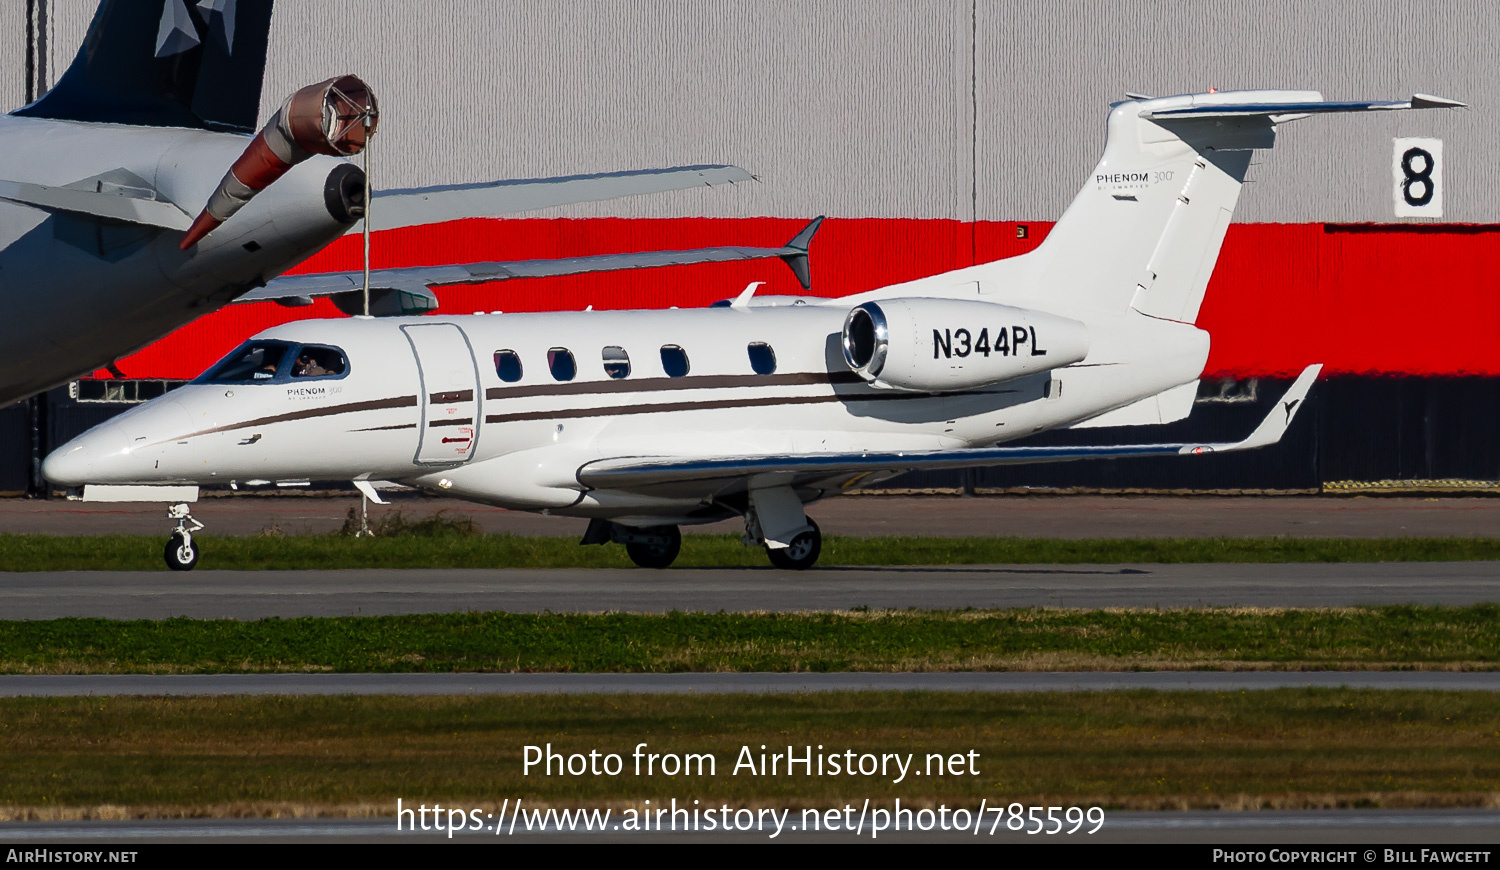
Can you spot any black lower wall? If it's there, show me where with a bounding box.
[7,378,1499,495]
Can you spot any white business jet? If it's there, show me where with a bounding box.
[43,89,1461,571]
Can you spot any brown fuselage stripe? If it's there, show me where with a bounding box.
[158,395,419,444]
[485,371,864,401]
[164,378,1018,442]
[483,389,1013,424]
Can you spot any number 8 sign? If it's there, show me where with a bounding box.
[1393,137,1443,218]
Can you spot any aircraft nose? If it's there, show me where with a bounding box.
[42,399,194,487]
[42,422,128,487]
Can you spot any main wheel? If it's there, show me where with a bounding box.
[164,532,200,571]
[766,519,821,570]
[624,525,681,569]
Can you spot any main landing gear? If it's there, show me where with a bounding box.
[765,519,821,571]
[163,503,204,571]
[582,520,682,569]
[744,485,823,571]
[580,485,823,571]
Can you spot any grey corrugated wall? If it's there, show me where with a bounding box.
[20,0,1500,223]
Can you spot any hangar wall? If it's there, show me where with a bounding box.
[4,1,1499,494]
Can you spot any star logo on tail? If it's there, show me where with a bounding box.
[155,0,237,59]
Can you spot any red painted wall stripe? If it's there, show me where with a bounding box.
[98,218,1500,381]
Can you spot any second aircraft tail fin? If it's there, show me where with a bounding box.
[12,0,274,133]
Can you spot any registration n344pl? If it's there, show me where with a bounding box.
[43,89,1462,570]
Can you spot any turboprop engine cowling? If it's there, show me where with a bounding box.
[841,298,1090,392]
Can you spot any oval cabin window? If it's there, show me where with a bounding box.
[494,350,523,383]
[748,342,776,375]
[660,345,690,378]
[547,348,576,382]
[602,346,630,379]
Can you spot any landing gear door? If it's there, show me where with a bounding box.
[401,323,480,465]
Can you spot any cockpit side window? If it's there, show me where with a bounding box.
[197,341,293,384]
[291,345,348,379]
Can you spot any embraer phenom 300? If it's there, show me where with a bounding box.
[44,89,1461,570]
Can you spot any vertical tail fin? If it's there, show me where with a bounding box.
[12,0,274,133]
[1010,90,1462,323]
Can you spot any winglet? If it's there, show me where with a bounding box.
[777,216,824,291]
[1180,364,1322,455]
[1411,93,1467,110]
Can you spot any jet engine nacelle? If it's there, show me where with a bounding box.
[841,298,1090,392]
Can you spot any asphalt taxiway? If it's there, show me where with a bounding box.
[2,561,1496,619]
[8,493,1500,538]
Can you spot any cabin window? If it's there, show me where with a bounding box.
[196,341,293,384]
[748,342,776,375]
[548,347,576,381]
[494,350,523,382]
[290,345,348,379]
[660,345,690,378]
[602,346,630,379]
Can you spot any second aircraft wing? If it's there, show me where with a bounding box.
[363,164,755,231]
[236,217,823,313]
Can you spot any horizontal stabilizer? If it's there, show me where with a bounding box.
[1141,93,1465,121]
[577,365,1322,496]
[0,179,191,230]
[364,164,754,231]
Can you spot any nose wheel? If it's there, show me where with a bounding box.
[164,503,204,571]
[765,519,821,571]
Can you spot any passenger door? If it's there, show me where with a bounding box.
[402,323,480,465]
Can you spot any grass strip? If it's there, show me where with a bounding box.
[1,690,1497,817]
[5,606,1500,674]
[4,534,1500,571]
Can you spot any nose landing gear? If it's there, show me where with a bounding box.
[164,503,204,571]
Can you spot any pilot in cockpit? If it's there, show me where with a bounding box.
[295,352,328,378]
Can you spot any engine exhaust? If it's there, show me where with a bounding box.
[180,75,379,249]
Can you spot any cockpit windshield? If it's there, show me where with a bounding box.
[194,342,349,384]
[197,342,292,383]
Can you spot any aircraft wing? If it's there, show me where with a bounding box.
[236,217,823,310]
[576,365,1321,499]
[363,164,754,231]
